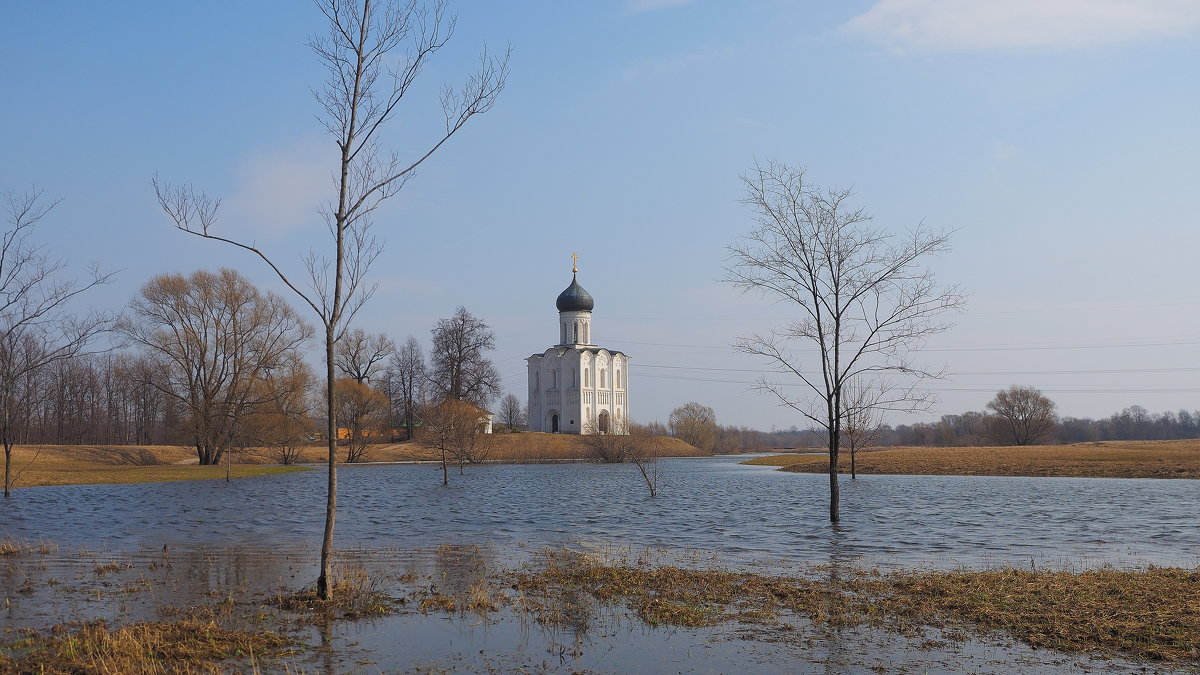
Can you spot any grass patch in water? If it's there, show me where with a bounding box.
[0,538,56,557]
[274,563,400,621]
[0,619,293,674]
[514,549,1200,664]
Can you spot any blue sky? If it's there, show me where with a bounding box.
[3,0,1199,430]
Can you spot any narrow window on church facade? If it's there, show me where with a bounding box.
[616,370,622,389]
[601,369,606,388]
[552,370,557,388]
[570,368,576,387]
[584,369,589,387]
[573,323,578,343]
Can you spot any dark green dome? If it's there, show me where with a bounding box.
[556,274,594,312]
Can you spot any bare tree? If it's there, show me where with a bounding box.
[418,398,483,485]
[334,377,390,462]
[987,386,1057,446]
[386,335,426,440]
[0,188,113,497]
[246,359,316,465]
[120,269,312,465]
[628,423,664,497]
[581,417,630,463]
[668,402,717,453]
[842,377,884,479]
[335,327,395,384]
[428,306,501,408]
[497,393,525,432]
[152,0,508,599]
[725,161,965,523]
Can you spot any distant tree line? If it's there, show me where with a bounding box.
[888,404,1200,447]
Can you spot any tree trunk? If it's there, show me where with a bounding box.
[828,430,840,524]
[851,447,857,479]
[317,325,338,601]
[441,447,448,486]
[3,443,11,498]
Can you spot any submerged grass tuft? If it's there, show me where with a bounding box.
[274,563,398,620]
[0,537,57,557]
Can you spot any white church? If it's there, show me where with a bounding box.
[526,257,629,434]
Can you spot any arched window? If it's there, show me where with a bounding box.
[573,322,578,343]
[583,369,589,387]
[616,370,622,389]
[570,368,576,387]
[552,370,557,388]
[601,369,607,388]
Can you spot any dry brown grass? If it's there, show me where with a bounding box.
[744,439,1200,478]
[515,550,1200,663]
[240,432,707,464]
[2,445,309,488]
[0,619,292,674]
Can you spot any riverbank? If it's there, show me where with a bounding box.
[1,434,704,488]
[1,542,1195,673]
[743,439,1200,478]
[1,445,309,488]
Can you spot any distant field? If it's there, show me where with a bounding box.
[2,445,308,488]
[742,439,1200,479]
[235,432,706,464]
[3,433,705,488]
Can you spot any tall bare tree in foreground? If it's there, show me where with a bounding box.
[725,161,964,523]
[0,188,112,497]
[152,0,508,598]
[987,386,1057,446]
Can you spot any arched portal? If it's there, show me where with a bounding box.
[551,413,560,433]
[598,410,610,434]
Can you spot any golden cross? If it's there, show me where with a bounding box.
[571,252,579,274]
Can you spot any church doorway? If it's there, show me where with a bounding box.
[598,410,610,434]
[551,414,560,433]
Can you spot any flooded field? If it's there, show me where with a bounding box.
[3,456,1198,672]
[5,455,1200,570]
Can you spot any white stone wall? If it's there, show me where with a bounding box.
[526,345,629,435]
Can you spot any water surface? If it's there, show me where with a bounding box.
[5,455,1197,570]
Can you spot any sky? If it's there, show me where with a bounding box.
[2,0,1199,431]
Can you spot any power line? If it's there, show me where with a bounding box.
[636,363,1200,376]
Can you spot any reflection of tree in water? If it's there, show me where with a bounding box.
[822,525,849,675]
[151,546,306,606]
[431,544,492,598]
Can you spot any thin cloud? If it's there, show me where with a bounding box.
[223,137,331,238]
[845,0,1200,51]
